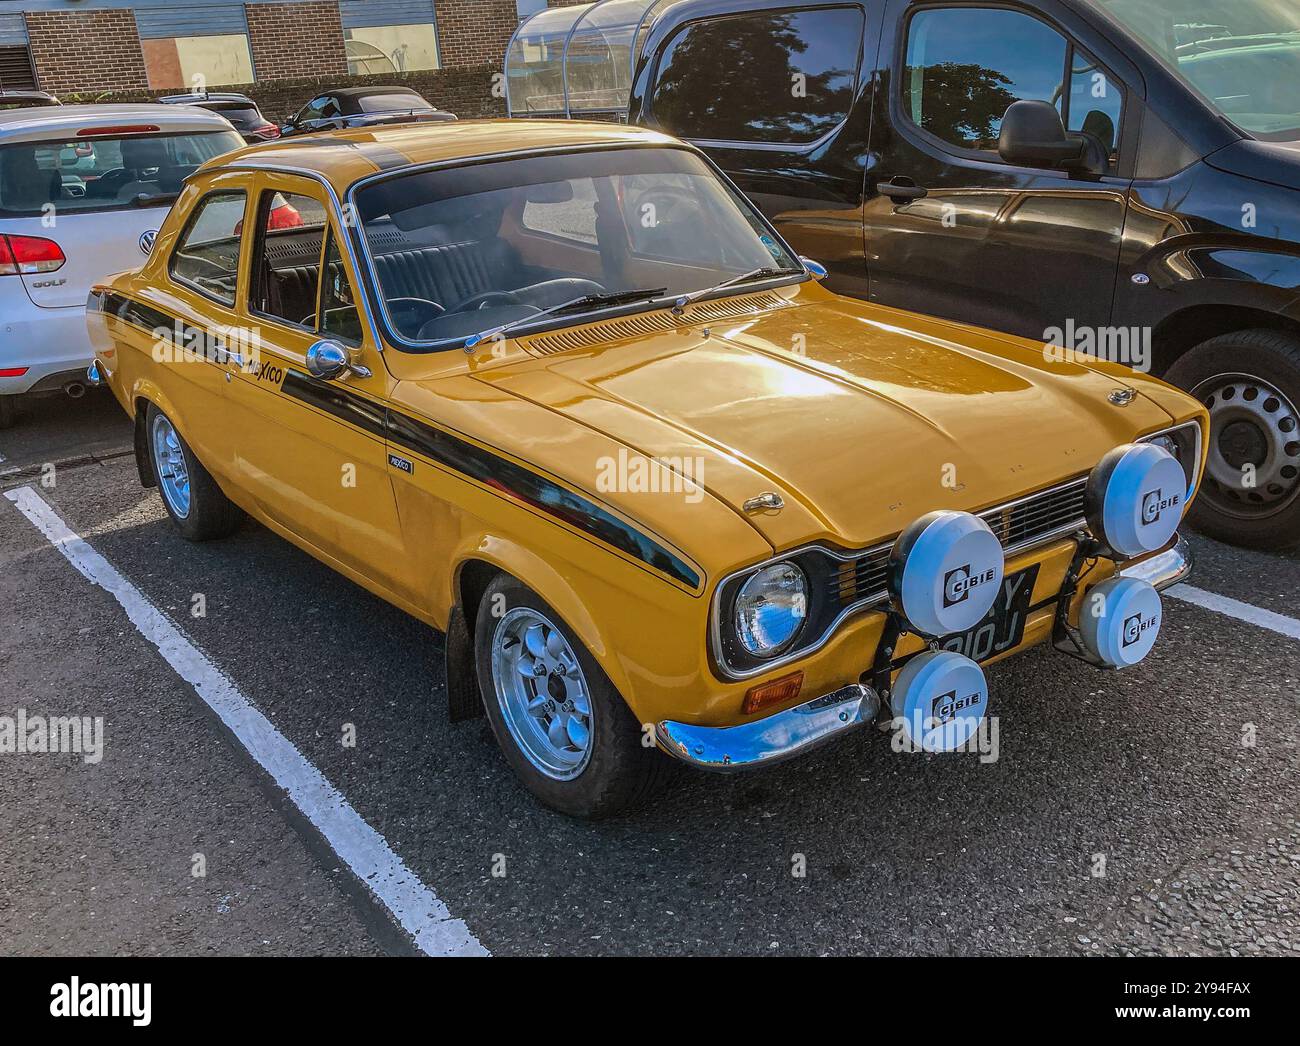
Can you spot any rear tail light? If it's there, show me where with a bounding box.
[0,367,30,377]
[0,234,66,275]
[75,124,160,137]
[252,124,281,140]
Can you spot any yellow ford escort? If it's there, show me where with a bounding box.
[87,121,1207,817]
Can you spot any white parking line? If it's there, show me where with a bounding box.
[1167,583,1300,641]
[3,485,488,958]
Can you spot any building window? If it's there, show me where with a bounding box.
[343,24,440,75]
[142,33,255,91]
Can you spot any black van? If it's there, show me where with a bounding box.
[599,0,1300,549]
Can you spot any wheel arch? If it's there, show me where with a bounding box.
[1152,304,1300,376]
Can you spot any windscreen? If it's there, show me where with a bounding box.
[1095,0,1300,139]
[352,146,802,350]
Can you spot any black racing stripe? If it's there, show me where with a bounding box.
[100,291,174,335]
[95,298,698,588]
[281,369,388,440]
[385,409,701,589]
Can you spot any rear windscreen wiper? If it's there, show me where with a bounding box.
[464,287,667,349]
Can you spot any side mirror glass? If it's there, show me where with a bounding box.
[997,100,1084,168]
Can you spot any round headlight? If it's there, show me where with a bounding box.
[734,562,807,658]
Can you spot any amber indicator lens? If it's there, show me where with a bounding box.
[742,671,804,715]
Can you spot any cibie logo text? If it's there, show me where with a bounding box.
[1141,487,1181,525]
[943,564,995,607]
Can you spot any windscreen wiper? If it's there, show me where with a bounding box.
[464,287,667,349]
[670,266,805,315]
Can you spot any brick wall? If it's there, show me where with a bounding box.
[433,0,518,68]
[24,10,149,95]
[246,0,348,81]
[59,64,506,125]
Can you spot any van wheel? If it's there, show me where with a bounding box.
[145,403,241,541]
[1166,330,1300,550]
[474,573,670,818]
[0,395,18,430]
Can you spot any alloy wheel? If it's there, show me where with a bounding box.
[490,607,594,780]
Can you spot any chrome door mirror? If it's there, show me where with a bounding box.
[306,339,371,380]
[800,257,829,282]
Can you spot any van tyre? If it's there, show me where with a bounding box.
[474,573,671,818]
[1166,330,1300,551]
[145,403,241,541]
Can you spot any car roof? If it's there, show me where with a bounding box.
[197,119,683,194]
[160,92,256,106]
[327,85,425,99]
[0,103,236,141]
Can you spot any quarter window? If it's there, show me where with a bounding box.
[319,230,362,345]
[169,190,247,306]
[903,7,1124,162]
[650,6,864,145]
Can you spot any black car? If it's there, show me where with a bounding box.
[599,0,1300,549]
[0,89,60,110]
[279,85,456,137]
[158,91,280,144]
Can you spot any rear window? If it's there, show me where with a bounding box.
[0,129,242,216]
[357,92,428,113]
[212,105,261,130]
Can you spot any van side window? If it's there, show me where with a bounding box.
[1067,47,1124,163]
[903,7,1123,162]
[168,190,247,306]
[904,7,1068,151]
[249,191,330,329]
[650,6,864,145]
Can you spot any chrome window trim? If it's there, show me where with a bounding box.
[210,161,385,351]
[709,475,1095,681]
[1138,419,1204,503]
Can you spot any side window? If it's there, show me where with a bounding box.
[168,190,247,305]
[651,6,864,145]
[319,229,362,345]
[1067,47,1124,162]
[249,191,329,329]
[902,7,1123,162]
[904,7,1068,151]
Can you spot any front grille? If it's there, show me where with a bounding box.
[826,478,1088,610]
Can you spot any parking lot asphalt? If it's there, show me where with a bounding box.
[1,397,1298,956]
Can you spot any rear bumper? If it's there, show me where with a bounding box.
[657,536,1192,772]
[0,290,92,396]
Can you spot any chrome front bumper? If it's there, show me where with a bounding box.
[658,536,1191,772]
[1117,535,1193,591]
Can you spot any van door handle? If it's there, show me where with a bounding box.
[876,177,928,201]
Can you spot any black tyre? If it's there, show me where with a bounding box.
[0,394,19,430]
[1166,331,1300,550]
[473,573,671,818]
[145,403,241,541]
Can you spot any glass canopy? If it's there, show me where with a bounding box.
[505,0,669,119]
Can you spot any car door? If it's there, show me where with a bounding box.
[154,178,253,480]
[227,176,413,602]
[864,0,1140,341]
[635,0,880,299]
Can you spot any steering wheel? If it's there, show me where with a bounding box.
[452,289,526,313]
